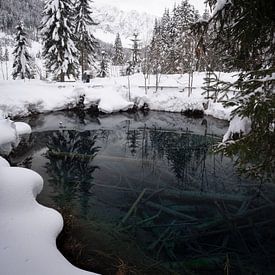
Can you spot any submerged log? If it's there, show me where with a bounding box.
[162,189,249,204]
[145,201,198,221]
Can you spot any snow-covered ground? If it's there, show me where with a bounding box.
[0,72,237,121]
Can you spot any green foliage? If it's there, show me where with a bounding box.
[195,0,275,180]
[46,130,100,210]
[202,71,221,102]
[148,1,199,74]
[74,0,98,75]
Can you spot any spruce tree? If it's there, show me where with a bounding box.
[148,0,199,74]
[74,0,98,77]
[112,33,124,65]
[4,48,9,80]
[194,0,275,180]
[97,51,108,78]
[12,21,32,80]
[130,33,141,67]
[4,48,9,62]
[40,0,79,82]
[0,45,4,79]
[149,19,162,74]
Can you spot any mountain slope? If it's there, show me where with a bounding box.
[0,0,155,45]
[92,4,155,45]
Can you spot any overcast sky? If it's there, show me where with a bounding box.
[98,0,206,16]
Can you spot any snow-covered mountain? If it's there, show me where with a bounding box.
[92,3,155,46]
[0,0,155,47]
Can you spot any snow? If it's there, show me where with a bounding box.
[14,122,32,135]
[212,0,231,17]
[0,118,17,146]
[223,115,251,142]
[0,72,238,121]
[92,4,155,45]
[0,69,246,275]
[0,115,97,275]
[0,166,96,275]
[0,156,10,167]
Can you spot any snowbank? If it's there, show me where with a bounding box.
[0,114,31,155]
[0,118,96,274]
[0,165,96,275]
[0,156,10,167]
[0,72,237,121]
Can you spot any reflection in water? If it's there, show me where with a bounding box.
[10,112,275,274]
[45,130,100,217]
[149,129,211,187]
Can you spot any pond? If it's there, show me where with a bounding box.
[9,111,275,274]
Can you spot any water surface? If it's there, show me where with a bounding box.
[10,111,274,274]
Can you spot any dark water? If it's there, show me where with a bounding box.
[10,111,275,274]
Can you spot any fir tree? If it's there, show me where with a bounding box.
[40,0,79,82]
[194,0,275,180]
[149,19,162,74]
[130,33,141,67]
[4,48,9,80]
[97,51,108,78]
[4,48,9,62]
[112,33,124,65]
[148,0,199,74]
[0,45,3,79]
[74,0,98,77]
[12,21,32,80]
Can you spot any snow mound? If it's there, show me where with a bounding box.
[0,116,31,155]
[0,166,96,275]
[0,118,17,146]
[223,116,251,142]
[14,122,32,135]
[0,156,10,167]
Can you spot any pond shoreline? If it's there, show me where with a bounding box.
[8,112,274,275]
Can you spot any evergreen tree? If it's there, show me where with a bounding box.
[173,0,198,73]
[97,51,108,78]
[0,45,4,80]
[40,0,79,82]
[148,0,199,74]
[194,0,275,180]
[130,33,141,67]
[0,45,3,61]
[149,19,162,74]
[74,0,98,77]
[112,33,124,65]
[4,48,9,79]
[4,48,9,62]
[0,0,43,39]
[12,21,32,79]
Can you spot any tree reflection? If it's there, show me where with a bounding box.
[45,130,100,217]
[149,129,213,187]
[127,129,141,156]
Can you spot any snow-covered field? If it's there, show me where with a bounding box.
[0,72,237,121]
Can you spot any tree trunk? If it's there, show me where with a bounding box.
[60,71,65,82]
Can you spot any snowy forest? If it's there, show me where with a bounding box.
[0,0,274,274]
